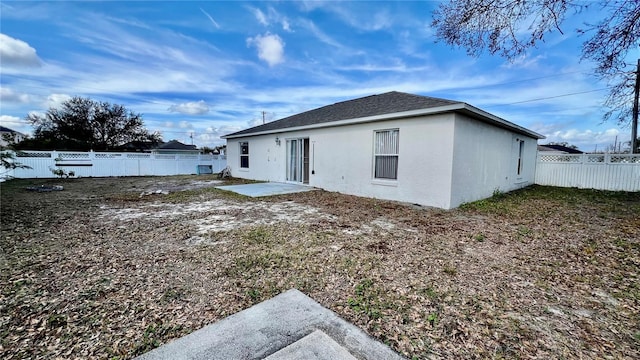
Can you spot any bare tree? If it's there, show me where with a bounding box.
[432,0,639,125]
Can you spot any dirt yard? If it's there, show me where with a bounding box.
[1,175,639,359]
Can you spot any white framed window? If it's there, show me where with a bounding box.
[240,142,249,168]
[373,129,399,180]
[517,139,525,176]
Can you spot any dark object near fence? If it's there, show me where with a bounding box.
[218,166,231,179]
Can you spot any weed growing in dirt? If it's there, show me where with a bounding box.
[427,312,438,327]
[246,288,261,303]
[492,188,504,199]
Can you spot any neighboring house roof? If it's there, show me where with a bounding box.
[154,140,197,151]
[223,91,544,139]
[115,140,159,151]
[0,126,26,147]
[537,144,583,154]
[0,126,24,135]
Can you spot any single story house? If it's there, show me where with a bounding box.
[151,140,200,155]
[0,126,26,147]
[537,144,583,154]
[222,91,544,209]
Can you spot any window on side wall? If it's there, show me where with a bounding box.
[240,142,249,168]
[373,129,399,180]
[517,139,525,176]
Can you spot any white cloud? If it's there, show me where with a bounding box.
[302,3,393,31]
[200,8,220,29]
[45,93,71,108]
[299,19,343,48]
[533,125,628,152]
[0,115,22,126]
[163,121,175,129]
[0,88,31,103]
[0,115,31,136]
[168,100,210,115]
[0,33,41,67]
[339,9,392,31]
[267,7,293,32]
[246,33,285,66]
[282,19,291,32]
[250,7,268,25]
[501,54,546,69]
[178,120,194,129]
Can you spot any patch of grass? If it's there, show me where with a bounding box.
[347,278,385,320]
[162,189,202,202]
[459,198,512,215]
[104,192,149,202]
[245,226,273,245]
[460,185,640,217]
[443,265,457,276]
[420,286,439,299]
[517,226,532,237]
[47,313,67,328]
[131,322,184,356]
[4,278,32,296]
[208,187,252,201]
[161,287,186,303]
[226,251,290,277]
[582,239,598,256]
[474,233,486,242]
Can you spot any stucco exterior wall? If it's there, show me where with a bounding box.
[226,136,281,182]
[227,114,458,209]
[449,114,538,208]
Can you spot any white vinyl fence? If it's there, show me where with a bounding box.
[3,150,639,192]
[1,150,227,179]
[535,153,640,192]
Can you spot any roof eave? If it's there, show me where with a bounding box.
[457,103,545,139]
[222,102,545,140]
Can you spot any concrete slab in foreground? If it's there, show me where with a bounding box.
[135,289,405,360]
[215,182,316,197]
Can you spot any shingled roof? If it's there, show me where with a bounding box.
[0,126,23,134]
[155,140,197,150]
[223,91,543,139]
[224,92,458,137]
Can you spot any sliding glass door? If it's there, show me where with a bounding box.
[286,138,309,184]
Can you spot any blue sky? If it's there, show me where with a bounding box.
[0,1,636,151]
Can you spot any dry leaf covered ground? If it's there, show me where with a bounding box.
[1,175,639,359]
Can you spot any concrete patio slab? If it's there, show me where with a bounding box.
[135,289,405,360]
[215,182,316,197]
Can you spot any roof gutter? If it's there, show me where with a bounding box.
[222,103,544,140]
